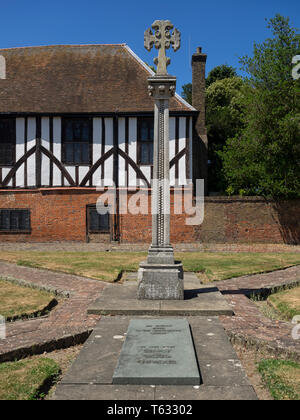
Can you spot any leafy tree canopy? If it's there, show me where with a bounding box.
[181,83,192,105]
[206,64,237,88]
[181,64,237,105]
[206,76,246,191]
[219,14,300,198]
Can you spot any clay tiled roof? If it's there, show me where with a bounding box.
[0,44,194,114]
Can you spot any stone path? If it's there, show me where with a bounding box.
[53,316,258,400]
[0,261,299,363]
[0,262,103,362]
[218,265,300,361]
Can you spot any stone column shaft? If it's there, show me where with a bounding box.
[147,76,176,265]
[152,97,170,248]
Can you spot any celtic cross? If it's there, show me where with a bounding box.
[144,20,181,75]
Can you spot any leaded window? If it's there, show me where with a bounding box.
[62,118,91,165]
[0,118,15,166]
[88,205,110,233]
[0,209,31,232]
[138,118,154,165]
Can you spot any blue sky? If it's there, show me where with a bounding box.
[0,0,299,95]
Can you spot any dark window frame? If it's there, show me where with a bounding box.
[86,204,111,235]
[137,117,154,166]
[0,209,31,233]
[0,117,16,167]
[61,117,92,166]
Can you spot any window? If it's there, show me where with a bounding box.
[138,118,154,165]
[62,118,91,165]
[88,206,110,233]
[0,118,15,166]
[0,209,31,232]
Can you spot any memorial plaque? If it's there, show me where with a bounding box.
[112,319,201,385]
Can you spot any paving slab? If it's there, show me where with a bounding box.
[200,359,250,387]
[61,317,129,385]
[88,273,234,316]
[54,384,156,400]
[154,385,258,401]
[54,315,257,400]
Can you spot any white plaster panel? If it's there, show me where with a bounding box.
[93,167,102,188]
[170,165,175,187]
[52,117,62,186]
[27,117,36,187]
[41,117,50,186]
[179,117,186,152]
[104,154,114,186]
[41,117,50,150]
[15,118,25,187]
[140,166,151,185]
[169,117,176,160]
[79,166,89,184]
[104,118,113,152]
[93,117,102,164]
[119,155,126,187]
[178,155,186,186]
[128,118,137,187]
[118,118,126,151]
[41,155,50,187]
[2,168,12,187]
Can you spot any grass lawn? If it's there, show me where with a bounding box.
[268,286,300,321]
[258,359,300,400]
[0,250,300,282]
[0,358,60,400]
[0,279,55,320]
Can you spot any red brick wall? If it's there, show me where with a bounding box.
[0,190,299,244]
[193,197,300,245]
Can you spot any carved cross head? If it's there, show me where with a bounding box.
[144,20,181,75]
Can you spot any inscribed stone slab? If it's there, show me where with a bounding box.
[112,318,200,385]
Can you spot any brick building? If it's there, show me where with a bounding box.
[0,44,208,242]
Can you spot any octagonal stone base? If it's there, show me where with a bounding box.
[137,261,184,300]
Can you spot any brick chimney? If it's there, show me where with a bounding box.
[192,47,208,194]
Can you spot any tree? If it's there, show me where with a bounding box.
[206,77,245,191]
[181,83,192,105]
[206,64,237,88]
[181,64,237,105]
[219,15,300,198]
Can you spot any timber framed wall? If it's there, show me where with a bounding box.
[0,114,194,189]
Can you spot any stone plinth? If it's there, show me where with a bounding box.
[137,261,184,300]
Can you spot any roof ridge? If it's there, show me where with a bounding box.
[0,43,127,51]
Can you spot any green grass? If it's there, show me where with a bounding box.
[0,358,60,400]
[0,250,300,283]
[267,286,300,321]
[177,252,300,282]
[0,279,55,319]
[258,359,300,400]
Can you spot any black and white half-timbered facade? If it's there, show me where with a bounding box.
[0,44,207,242]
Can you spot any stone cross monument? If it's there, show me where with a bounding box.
[137,20,184,300]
